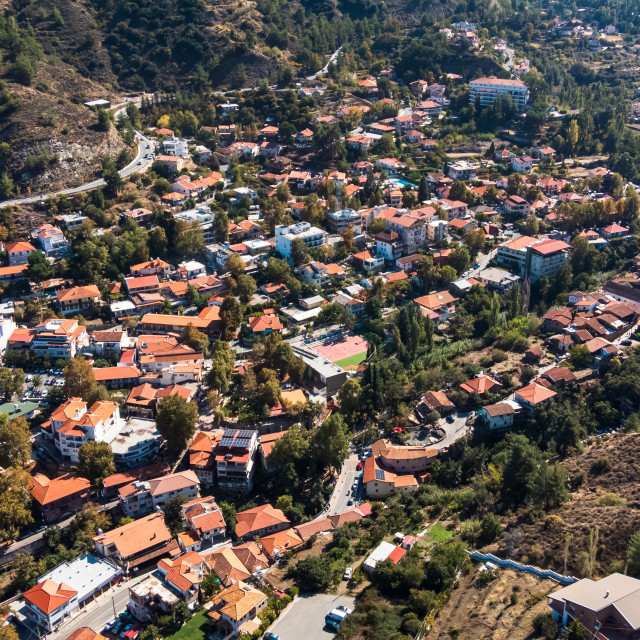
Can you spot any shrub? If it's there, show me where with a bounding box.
[526,592,545,608]
[598,492,626,506]
[533,612,558,638]
[544,515,565,529]
[591,456,611,474]
[460,518,482,544]
[477,569,496,586]
[491,349,507,362]
[510,592,519,605]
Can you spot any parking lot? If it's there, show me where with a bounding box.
[267,594,357,640]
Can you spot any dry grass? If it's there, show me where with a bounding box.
[427,567,558,640]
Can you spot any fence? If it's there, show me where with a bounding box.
[467,550,579,586]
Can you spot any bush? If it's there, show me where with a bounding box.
[510,592,519,605]
[544,515,565,529]
[532,612,558,638]
[591,456,612,474]
[597,492,626,506]
[491,349,508,363]
[477,569,496,586]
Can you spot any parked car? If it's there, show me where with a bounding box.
[343,568,353,580]
[622,339,632,346]
[263,633,280,640]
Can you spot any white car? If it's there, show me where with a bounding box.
[343,568,353,580]
[336,605,353,615]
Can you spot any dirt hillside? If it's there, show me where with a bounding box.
[428,567,558,640]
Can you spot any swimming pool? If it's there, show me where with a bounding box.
[391,178,417,188]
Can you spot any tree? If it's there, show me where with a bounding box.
[214,212,229,242]
[63,359,98,403]
[219,296,243,341]
[156,395,198,454]
[183,323,210,355]
[77,442,115,489]
[149,227,168,256]
[234,273,257,303]
[173,601,191,627]
[101,158,123,197]
[0,623,19,640]
[291,238,309,266]
[27,251,52,283]
[627,530,640,577]
[418,176,430,202]
[530,462,569,510]
[449,246,471,275]
[310,414,349,474]
[207,390,225,425]
[337,379,362,424]
[0,467,33,541]
[480,513,502,544]
[174,220,205,257]
[164,495,186,535]
[567,120,579,156]
[226,253,245,279]
[523,215,539,236]
[294,555,332,591]
[569,344,591,369]
[562,619,587,640]
[0,415,31,468]
[207,341,235,393]
[463,229,485,256]
[0,367,24,401]
[258,368,281,407]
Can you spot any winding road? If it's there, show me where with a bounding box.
[307,46,343,81]
[0,102,154,208]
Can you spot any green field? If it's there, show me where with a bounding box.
[164,610,209,640]
[425,522,454,544]
[335,351,368,368]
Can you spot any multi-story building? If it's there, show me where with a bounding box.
[326,208,362,233]
[447,161,479,180]
[23,554,121,632]
[93,513,177,569]
[496,236,570,281]
[56,285,101,315]
[181,496,226,550]
[30,473,91,523]
[0,317,16,355]
[275,222,327,265]
[162,137,189,158]
[31,224,72,257]
[235,504,290,540]
[214,429,259,493]
[299,261,331,287]
[385,214,426,255]
[130,258,171,278]
[427,219,448,242]
[503,195,531,217]
[207,581,268,639]
[118,470,200,517]
[469,76,529,109]
[54,399,121,462]
[6,241,36,265]
[29,318,88,359]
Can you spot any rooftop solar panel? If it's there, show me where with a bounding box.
[374,469,385,480]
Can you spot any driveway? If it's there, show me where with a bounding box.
[326,453,360,515]
[268,594,357,640]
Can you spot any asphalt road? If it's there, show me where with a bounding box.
[267,593,357,640]
[0,102,154,207]
[306,47,343,81]
[326,453,361,516]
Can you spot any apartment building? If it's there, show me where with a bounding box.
[385,214,426,255]
[207,582,267,640]
[28,318,88,359]
[275,222,327,265]
[496,236,570,281]
[130,258,171,278]
[30,474,91,523]
[118,470,200,517]
[215,429,259,493]
[469,76,529,109]
[504,195,531,217]
[162,137,189,158]
[447,161,479,180]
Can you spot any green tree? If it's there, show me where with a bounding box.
[174,220,205,257]
[448,246,471,275]
[0,367,24,401]
[418,176,430,202]
[164,495,186,535]
[77,441,115,489]
[27,251,52,283]
[290,238,309,266]
[569,344,592,369]
[214,212,229,242]
[0,415,31,468]
[183,323,210,355]
[149,227,168,256]
[310,414,349,474]
[219,296,243,341]
[0,467,33,541]
[337,379,362,424]
[294,555,332,591]
[156,395,198,454]
[207,341,235,392]
[626,530,640,577]
[63,359,98,403]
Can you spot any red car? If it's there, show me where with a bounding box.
[356,462,363,470]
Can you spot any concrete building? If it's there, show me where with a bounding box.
[214,429,259,493]
[496,236,570,281]
[23,554,121,632]
[469,76,529,109]
[275,222,327,265]
[162,137,189,158]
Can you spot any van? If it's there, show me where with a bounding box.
[325,609,348,631]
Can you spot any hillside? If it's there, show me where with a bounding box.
[500,432,640,577]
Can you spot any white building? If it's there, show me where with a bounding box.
[0,317,16,355]
[31,224,72,257]
[496,236,570,281]
[427,219,448,242]
[447,161,479,180]
[162,137,189,158]
[469,76,529,109]
[326,208,362,233]
[23,554,122,632]
[275,222,327,265]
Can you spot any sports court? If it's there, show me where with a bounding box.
[312,334,369,369]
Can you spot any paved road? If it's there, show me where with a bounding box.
[268,593,356,640]
[326,453,360,516]
[306,47,343,81]
[0,500,119,566]
[503,46,515,71]
[0,102,154,207]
